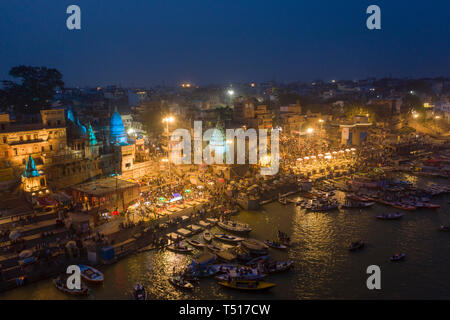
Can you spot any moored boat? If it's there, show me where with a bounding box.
[167,243,194,254]
[376,213,404,220]
[203,229,213,242]
[186,239,206,248]
[218,220,252,233]
[78,264,104,284]
[217,280,276,291]
[214,233,244,243]
[53,277,89,296]
[264,240,287,250]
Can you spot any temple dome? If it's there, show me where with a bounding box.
[110,111,127,144]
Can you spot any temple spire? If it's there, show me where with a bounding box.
[23,155,40,178]
[88,123,97,146]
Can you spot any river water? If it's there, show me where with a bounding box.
[2,174,450,300]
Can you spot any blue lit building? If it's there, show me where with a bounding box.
[110,110,128,145]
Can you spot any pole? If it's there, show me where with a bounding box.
[167,120,171,179]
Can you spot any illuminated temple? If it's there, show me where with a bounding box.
[0,107,155,205]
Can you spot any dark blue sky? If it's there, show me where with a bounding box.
[0,0,449,86]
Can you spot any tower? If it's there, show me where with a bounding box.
[21,155,47,197]
[110,109,127,145]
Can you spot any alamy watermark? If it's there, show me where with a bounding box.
[170,121,280,175]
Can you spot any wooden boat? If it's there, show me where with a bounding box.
[214,233,244,243]
[132,283,147,300]
[245,255,269,266]
[390,253,405,262]
[206,218,218,225]
[264,260,294,274]
[218,220,252,234]
[215,269,266,281]
[207,244,223,253]
[217,280,276,291]
[422,202,441,209]
[78,264,103,284]
[167,244,194,254]
[169,275,194,290]
[376,213,404,220]
[186,239,206,248]
[241,239,269,255]
[349,240,364,251]
[53,278,89,296]
[342,201,375,209]
[216,250,238,263]
[203,230,213,242]
[264,240,287,250]
[391,202,416,211]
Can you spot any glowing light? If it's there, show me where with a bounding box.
[227,89,234,96]
[162,116,175,123]
[306,128,314,134]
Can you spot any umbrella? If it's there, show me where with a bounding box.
[65,240,77,249]
[9,230,21,241]
[19,249,33,259]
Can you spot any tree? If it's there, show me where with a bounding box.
[2,65,64,114]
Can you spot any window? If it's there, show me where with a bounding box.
[20,136,23,142]
[22,158,26,165]
[41,146,44,152]
[14,148,17,156]
[50,145,53,151]
[34,134,38,140]
[27,135,31,140]
[2,136,6,143]
[4,151,7,157]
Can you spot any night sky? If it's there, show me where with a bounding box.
[0,0,449,86]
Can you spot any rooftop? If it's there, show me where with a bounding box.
[72,177,139,196]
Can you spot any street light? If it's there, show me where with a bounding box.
[162,116,175,178]
[306,128,314,134]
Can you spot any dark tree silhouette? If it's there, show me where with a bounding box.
[2,65,64,114]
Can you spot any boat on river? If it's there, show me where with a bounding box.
[167,243,194,254]
[376,213,404,220]
[78,264,103,284]
[218,220,252,233]
[241,239,269,255]
[217,280,276,291]
[349,240,364,251]
[132,283,147,300]
[264,260,294,274]
[169,275,194,290]
[390,253,406,262]
[53,277,89,296]
[186,239,206,248]
[203,229,213,242]
[264,240,287,250]
[214,233,244,243]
